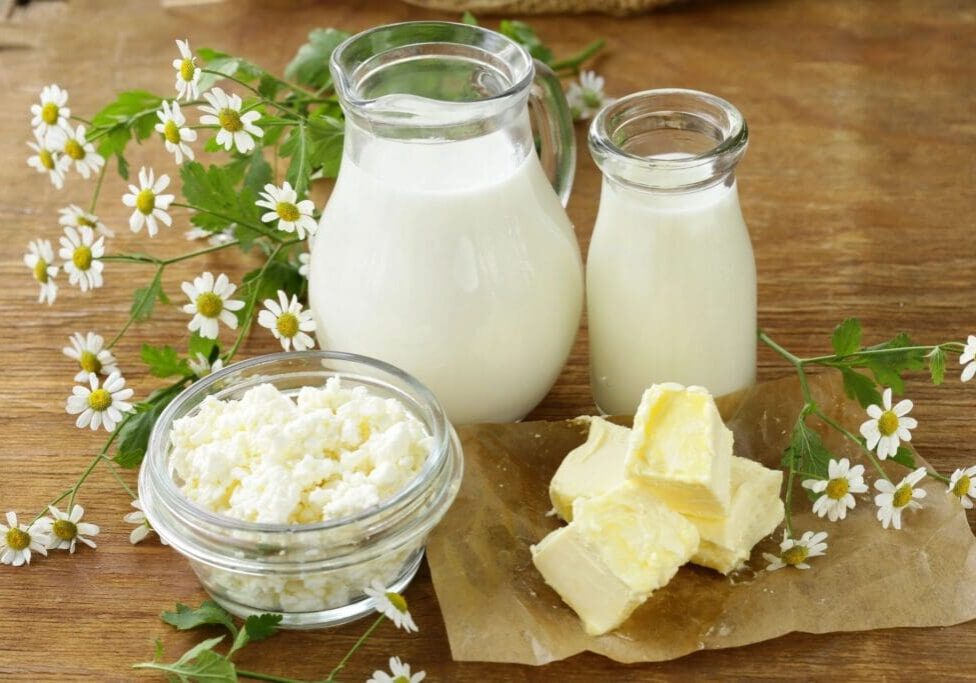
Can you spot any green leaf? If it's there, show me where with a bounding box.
[242,151,272,195]
[859,333,926,394]
[280,113,344,193]
[135,636,237,683]
[498,20,554,64]
[889,445,917,469]
[141,344,190,379]
[928,347,946,385]
[257,73,281,100]
[242,613,281,643]
[131,274,166,321]
[280,121,310,197]
[831,318,862,356]
[90,90,163,162]
[284,28,351,90]
[180,161,264,246]
[237,261,303,327]
[782,419,832,480]
[197,55,242,92]
[840,367,882,409]
[461,11,479,25]
[189,333,219,363]
[162,601,237,637]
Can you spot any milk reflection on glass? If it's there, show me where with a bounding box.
[587,90,756,416]
[309,22,583,425]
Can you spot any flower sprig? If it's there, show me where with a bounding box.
[135,585,424,683]
[759,319,975,569]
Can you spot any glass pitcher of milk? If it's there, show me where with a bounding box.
[309,22,583,425]
[587,89,756,415]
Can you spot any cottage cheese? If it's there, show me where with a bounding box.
[169,377,434,524]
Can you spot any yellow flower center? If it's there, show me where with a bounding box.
[953,475,972,498]
[825,477,849,500]
[52,519,77,542]
[39,149,55,170]
[5,527,29,551]
[385,591,409,614]
[392,677,409,683]
[65,138,86,160]
[72,246,93,271]
[218,108,243,132]
[276,312,299,338]
[33,258,49,283]
[88,388,112,412]
[79,350,102,374]
[582,89,602,108]
[878,410,899,437]
[163,119,182,144]
[195,291,224,318]
[782,545,809,566]
[179,57,196,82]
[41,102,59,125]
[276,202,300,222]
[893,484,914,508]
[136,189,156,215]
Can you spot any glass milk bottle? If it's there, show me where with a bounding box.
[587,89,756,415]
[309,22,583,425]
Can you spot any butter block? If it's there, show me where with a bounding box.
[626,383,733,519]
[549,417,630,521]
[686,456,784,573]
[531,481,700,636]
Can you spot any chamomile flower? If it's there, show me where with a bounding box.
[173,39,202,101]
[948,465,976,509]
[367,657,426,683]
[255,181,317,239]
[960,336,976,383]
[24,238,59,305]
[874,467,927,530]
[365,580,418,632]
[58,225,105,292]
[859,388,917,460]
[187,352,224,378]
[59,204,113,238]
[65,370,134,432]
[27,130,66,189]
[36,505,99,554]
[298,252,310,278]
[0,511,48,567]
[801,458,868,522]
[257,290,316,351]
[122,167,175,237]
[181,272,245,339]
[566,70,613,121]
[154,100,196,164]
[763,530,828,571]
[124,499,165,545]
[62,331,119,383]
[52,124,104,179]
[29,84,70,137]
[199,87,263,154]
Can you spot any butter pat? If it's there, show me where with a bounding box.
[626,383,733,519]
[686,456,785,574]
[549,417,630,521]
[531,482,700,636]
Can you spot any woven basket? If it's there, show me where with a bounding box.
[402,0,680,16]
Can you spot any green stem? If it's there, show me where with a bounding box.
[803,342,965,365]
[223,241,292,361]
[100,254,163,265]
[65,420,126,513]
[926,469,951,484]
[758,329,804,365]
[813,408,891,482]
[200,70,303,119]
[28,488,73,527]
[163,239,242,264]
[326,615,385,682]
[88,163,108,213]
[101,455,137,499]
[236,671,314,683]
[71,114,93,125]
[551,38,606,73]
[171,202,282,242]
[107,265,165,349]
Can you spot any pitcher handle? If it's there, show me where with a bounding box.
[530,60,577,207]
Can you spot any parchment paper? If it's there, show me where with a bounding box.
[426,374,976,664]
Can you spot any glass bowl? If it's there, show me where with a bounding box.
[138,350,464,628]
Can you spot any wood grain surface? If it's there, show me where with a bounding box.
[1,0,974,680]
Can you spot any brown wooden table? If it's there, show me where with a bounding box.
[2,0,974,679]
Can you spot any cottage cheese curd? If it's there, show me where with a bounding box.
[167,377,434,615]
[170,378,434,524]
